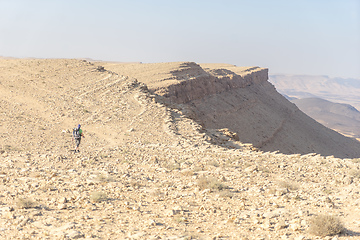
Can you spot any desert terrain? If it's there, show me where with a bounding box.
[269,75,360,140]
[269,75,360,111]
[291,98,360,140]
[0,58,360,240]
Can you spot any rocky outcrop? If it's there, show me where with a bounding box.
[153,62,268,104]
[152,63,360,158]
[1,59,360,239]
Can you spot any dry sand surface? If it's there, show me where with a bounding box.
[0,58,360,239]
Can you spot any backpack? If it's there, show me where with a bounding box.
[73,128,81,139]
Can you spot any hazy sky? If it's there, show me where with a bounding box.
[1,0,359,78]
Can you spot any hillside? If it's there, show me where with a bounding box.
[0,58,360,239]
[292,98,360,139]
[102,62,360,158]
[269,74,360,111]
[269,75,360,140]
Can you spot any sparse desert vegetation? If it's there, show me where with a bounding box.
[16,198,37,209]
[349,169,360,178]
[309,214,345,237]
[0,59,359,239]
[197,176,227,191]
[90,191,108,203]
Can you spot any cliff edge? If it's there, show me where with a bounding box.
[104,61,360,158]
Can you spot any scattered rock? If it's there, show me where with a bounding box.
[275,221,288,231]
[244,165,258,173]
[67,230,85,239]
[58,203,67,210]
[0,59,359,240]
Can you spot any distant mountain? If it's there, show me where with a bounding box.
[269,75,360,139]
[291,98,360,139]
[282,94,298,101]
[269,75,360,111]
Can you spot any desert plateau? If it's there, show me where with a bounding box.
[0,58,360,240]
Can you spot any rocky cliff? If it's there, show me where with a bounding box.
[1,59,360,239]
[104,61,360,158]
[152,62,268,104]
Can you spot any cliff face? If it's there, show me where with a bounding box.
[102,61,360,158]
[3,59,360,240]
[149,62,360,158]
[155,62,268,104]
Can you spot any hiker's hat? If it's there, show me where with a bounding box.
[78,124,81,129]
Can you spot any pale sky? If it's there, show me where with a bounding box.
[1,0,359,78]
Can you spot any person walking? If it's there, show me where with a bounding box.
[73,124,85,153]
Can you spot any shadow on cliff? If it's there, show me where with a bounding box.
[162,64,360,159]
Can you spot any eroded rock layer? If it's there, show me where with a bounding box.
[1,59,360,239]
[104,61,360,158]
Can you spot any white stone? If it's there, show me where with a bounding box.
[67,230,84,239]
[289,223,301,231]
[58,204,67,210]
[59,197,67,204]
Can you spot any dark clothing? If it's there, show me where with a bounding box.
[75,138,81,147]
[73,127,83,151]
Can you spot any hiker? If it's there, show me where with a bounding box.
[73,124,85,152]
